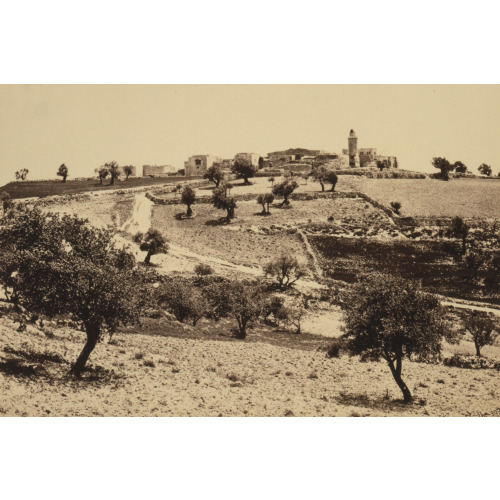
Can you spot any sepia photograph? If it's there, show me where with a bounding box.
[0,84,499,418]
[2,2,499,499]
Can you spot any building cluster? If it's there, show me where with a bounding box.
[96,130,397,179]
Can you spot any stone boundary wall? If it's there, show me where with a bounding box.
[146,190,364,206]
[27,179,210,208]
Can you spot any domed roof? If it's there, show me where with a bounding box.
[349,129,357,137]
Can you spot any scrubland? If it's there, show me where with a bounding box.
[1,174,499,417]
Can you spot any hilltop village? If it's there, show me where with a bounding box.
[99,130,398,179]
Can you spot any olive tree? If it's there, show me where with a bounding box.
[181,185,196,217]
[57,163,69,182]
[133,229,169,265]
[257,193,274,214]
[478,163,492,176]
[98,166,109,185]
[105,161,120,185]
[15,169,29,181]
[231,158,257,185]
[272,180,298,206]
[312,166,338,192]
[0,208,147,376]
[157,278,207,326]
[342,274,450,403]
[432,157,453,181]
[263,255,306,289]
[204,164,224,187]
[212,186,237,222]
[123,166,134,180]
[462,311,498,357]
[226,280,263,339]
[453,161,468,174]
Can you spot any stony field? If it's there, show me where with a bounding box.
[341,177,500,218]
[1,316,499,417]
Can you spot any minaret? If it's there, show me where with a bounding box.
[348,129,358,167]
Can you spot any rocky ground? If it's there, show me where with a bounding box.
[2,176,498,417]
[1,316,499,417]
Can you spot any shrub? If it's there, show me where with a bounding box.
[390,201,402,215]
[157,278,207,326]
[443,354,500,370]
[326,338,345,358]
[194,263,213,276]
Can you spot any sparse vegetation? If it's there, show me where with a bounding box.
[15,169,29,181]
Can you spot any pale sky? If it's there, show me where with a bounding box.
[1,85,499,185]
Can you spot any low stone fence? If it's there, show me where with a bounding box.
[27,178,209,208]
[146,190,365,206]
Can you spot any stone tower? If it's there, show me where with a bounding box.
[348,129,358,167]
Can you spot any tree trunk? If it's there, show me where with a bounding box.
[63,175,67,183]
[388,357,413,403]
[186,205,193,217]
[475,341,482,357]
[70,324,100,377]
[144,250,152,265]
[320,183,325,192]
[110,177,115,186]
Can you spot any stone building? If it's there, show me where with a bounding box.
[184,155,223,176]
[234,152,261,167]
[342,129,397,168]
[142,165,176,177]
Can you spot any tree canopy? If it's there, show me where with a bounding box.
[133,229,169,265]
[212,186,237,222]
[231,159,257,185]
[478,163,492,176]
[181,185,196,217]
[0,207,148,376]
[57,164,69,182]
[203,164,224,187]
[342,274,451,403]
[432,157,453,181]
[272,180,298,206]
